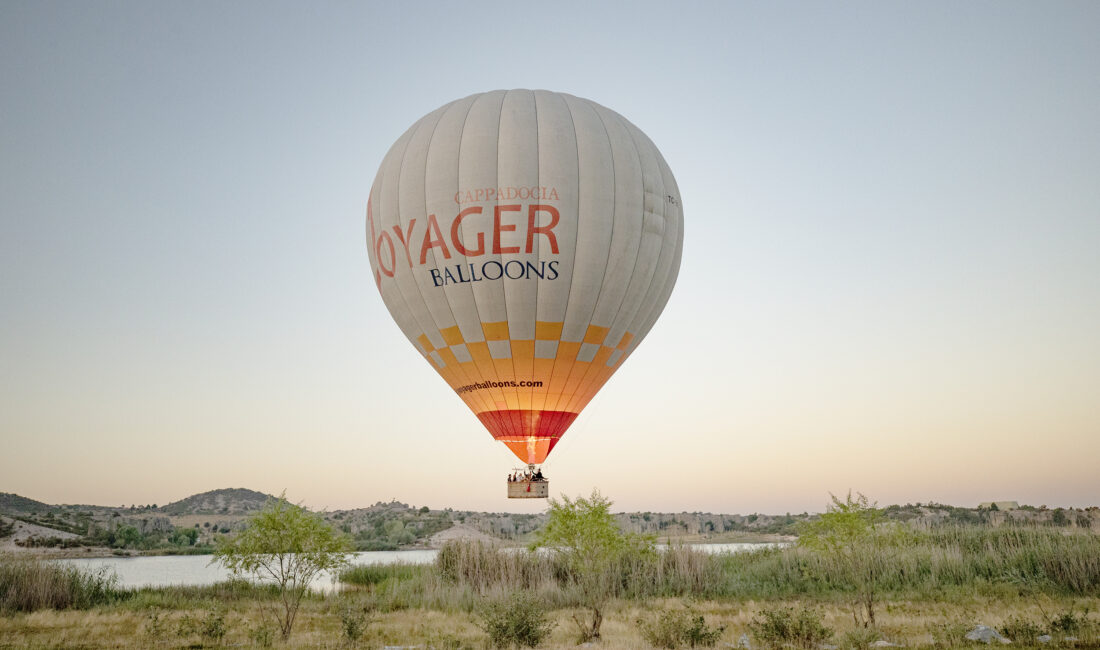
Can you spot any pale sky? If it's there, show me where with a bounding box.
[2,1,1098,515]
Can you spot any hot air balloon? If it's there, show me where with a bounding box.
[366,90,682,498]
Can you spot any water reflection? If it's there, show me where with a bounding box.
[62,543,781,591]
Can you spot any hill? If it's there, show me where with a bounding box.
[158,488,277,515]
[0,492,51,514]
[1,488,1096,556]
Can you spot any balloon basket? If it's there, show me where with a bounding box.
[507,480,549,499]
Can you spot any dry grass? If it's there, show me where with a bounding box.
[4,528,1100,647]
[1,596,1097,648]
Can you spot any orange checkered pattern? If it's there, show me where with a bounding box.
[412,321,634,464]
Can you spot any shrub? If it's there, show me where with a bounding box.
[999,615,1045,645]
[479,590,556,648]
[749,606,833,649]
[199,603,227,643]
[339,598,373,642]
[143,609,167,642]
[840,626,881,650]
[175,613,197,638]
[1048,606,1087,635]
[639,608,726,648]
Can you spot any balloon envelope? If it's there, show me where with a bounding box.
[367,89,682,465]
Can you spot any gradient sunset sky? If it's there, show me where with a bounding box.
[2,1,1097,515]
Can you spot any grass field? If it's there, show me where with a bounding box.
[2,525,1099,648]
[1,594,1097,648]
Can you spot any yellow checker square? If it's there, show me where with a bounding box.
[535,320,564,340]
[511,340,535,364]
[583,325,609,345]
[466,341,493,365]
[438,347,461,368]
[440,326,464,346]
[482,321,510,341]
[555,341,583,362]
[416,334,435,353]
[591,346,614,367]
[616,331,634,350]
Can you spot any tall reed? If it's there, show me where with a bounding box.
[379,527,1100,609]
[714,526,1100,598]
[0,553,120,612]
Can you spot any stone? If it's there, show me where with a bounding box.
[871,641,901,647]
[1037,635,1052,644]
[737,633,752,649]
[965,626,1011,644]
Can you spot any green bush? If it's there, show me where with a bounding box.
[478,590,556,648]
[749,606,833,649]
[639,608,726,648]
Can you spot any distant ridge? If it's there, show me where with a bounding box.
[158,488,277,515]
[0,492,51,514]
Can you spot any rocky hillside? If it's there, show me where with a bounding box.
[0,492,52,514]
[2,488,1096,555]
[158,488,276,515]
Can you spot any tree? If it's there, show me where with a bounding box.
[798,492,905,628]
[532,490,653,642]
[213,493,351,640]
[171,526,199,546]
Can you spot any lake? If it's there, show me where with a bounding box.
[61,543,778,591]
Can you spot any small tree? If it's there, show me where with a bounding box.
[532,490,652,642]
[213,493,351,640]
[798,492,902,628]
